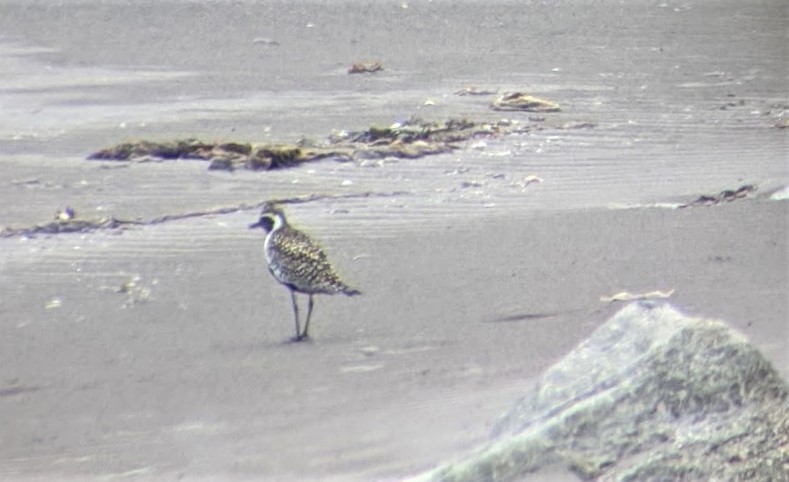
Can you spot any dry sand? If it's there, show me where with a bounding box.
[0,0,787,480]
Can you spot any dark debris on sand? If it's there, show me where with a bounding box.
[680,184,756,207]
[87,140,322,171]
[0,217,135,238]
[0,192,408,239]
[348,61,383,74]
[0,206,244,239]
[86,118,546,171]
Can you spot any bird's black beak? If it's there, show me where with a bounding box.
[249,221,262,229]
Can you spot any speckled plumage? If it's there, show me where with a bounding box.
[265,222,359,296]
[250,203,360,341]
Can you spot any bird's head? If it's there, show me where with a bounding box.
[249,203,286,233]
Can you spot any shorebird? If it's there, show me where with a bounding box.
[249,203,360,341]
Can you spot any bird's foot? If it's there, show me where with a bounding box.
[292,333,310,343]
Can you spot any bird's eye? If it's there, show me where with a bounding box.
[260,216,275,231]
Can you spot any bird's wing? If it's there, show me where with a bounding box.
[273,228,330,265]
[270,227,354,294]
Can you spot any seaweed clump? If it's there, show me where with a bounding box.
[87,118,527,171]
[681,184,756,207]
[492,92,561,112]
[88,139,216,161]
[348,61,383,74]
[0,216,130,238]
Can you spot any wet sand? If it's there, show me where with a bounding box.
[1,200,786,481]
[0,0,787,480]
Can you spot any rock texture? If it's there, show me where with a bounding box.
[413,302,788,482]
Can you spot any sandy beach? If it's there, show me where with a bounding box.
[0,0,786,480]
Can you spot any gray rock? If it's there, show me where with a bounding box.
[412,302,788,482]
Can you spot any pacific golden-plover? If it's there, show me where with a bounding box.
[249,203,360,341]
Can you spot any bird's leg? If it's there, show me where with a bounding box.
[300,294,315,340]
[290,290,302,342]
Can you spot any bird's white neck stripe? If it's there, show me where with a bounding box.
[271,212,285,231]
